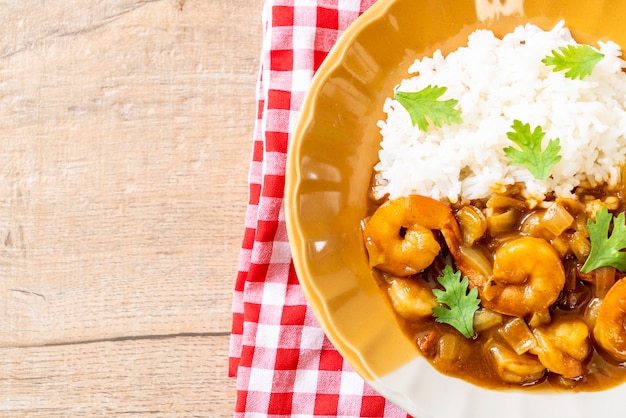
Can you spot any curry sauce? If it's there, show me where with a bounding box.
[365,183,626,391]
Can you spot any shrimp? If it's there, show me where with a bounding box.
[363,195,463,276]
[593,277,626,362]
[386,277,438,320]
[477,236,566,317]
[530,317,590,379]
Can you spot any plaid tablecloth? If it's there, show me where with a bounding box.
[228,0,411,416]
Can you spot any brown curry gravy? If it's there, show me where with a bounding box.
[368,184,626,391]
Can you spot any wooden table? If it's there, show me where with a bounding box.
[0,0,263,416]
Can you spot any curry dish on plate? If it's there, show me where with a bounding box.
[362,22,626,390]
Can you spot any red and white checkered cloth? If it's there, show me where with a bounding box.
[228,0,411,416]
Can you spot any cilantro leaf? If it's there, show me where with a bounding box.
[503,119,561,180]
[581,206,626,273]
[542,44,604,80]
[432,265,480,339]
[394,85,462,131]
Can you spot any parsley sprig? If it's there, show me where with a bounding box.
[581,206,626,273]
[394,85,462,132]
[542,44,604,80]
[503,120,562,180]
[432,265,480,339]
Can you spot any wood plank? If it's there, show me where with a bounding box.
[0,0,263,347]
[0,335,235,417]
[0,0,264,415]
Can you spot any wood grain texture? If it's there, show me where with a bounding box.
[1,335,233,416]
[0,0,263,415]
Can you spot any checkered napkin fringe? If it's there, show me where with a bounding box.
[228,0,411,416]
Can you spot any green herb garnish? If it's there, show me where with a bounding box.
[394,85,462,131]
[542,44,604,80]
[503,119,561,180]
[432,265,480,339]
[581,206,626,273]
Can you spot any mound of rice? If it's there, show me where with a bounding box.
[372,21,626,204]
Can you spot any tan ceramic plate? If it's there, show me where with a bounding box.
[285,0,626,416]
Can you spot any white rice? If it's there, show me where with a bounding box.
[372,21,626,204]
